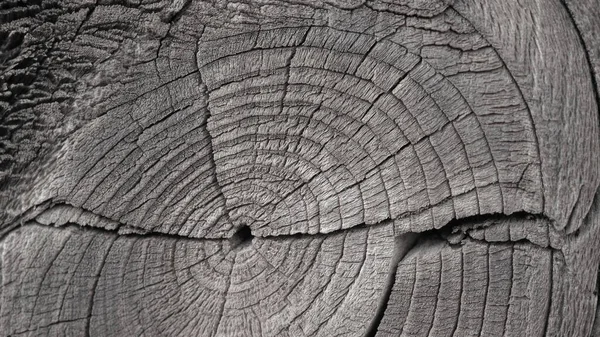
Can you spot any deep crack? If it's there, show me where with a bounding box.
[364,232,419,337]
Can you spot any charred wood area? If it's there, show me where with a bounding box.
[1,0,600,336]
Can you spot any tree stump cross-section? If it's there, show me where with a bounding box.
[1,0,599,336]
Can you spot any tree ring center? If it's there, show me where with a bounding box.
[231,225,253,250]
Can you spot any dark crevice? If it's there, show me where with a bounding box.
[19,221,219,243]
[541,250,554,337]
[436,211,562,250]
[364,232,419,337]
[9,216,396,244]
[230,225,253,249]
[440,211,552,231]
[363,211,558,336]
[3,196,401,242]
[5,208,565,337]
[4,201,561,247]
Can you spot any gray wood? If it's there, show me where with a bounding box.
[1,0,599,336]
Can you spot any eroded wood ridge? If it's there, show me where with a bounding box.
[1,0,599,336]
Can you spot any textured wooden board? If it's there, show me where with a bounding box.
[1,0,599,336]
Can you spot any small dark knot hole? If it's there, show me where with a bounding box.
[231,225,253,249]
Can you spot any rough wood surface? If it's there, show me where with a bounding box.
[1,0,599,336]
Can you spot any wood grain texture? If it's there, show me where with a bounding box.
[1,0,599,336]
[1,222,395,336]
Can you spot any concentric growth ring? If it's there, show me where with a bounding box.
[198,22,542,238]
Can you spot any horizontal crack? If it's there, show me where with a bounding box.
[4,201,397,243]
[3,200,568,251]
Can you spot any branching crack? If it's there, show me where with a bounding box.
[197,64,234,229]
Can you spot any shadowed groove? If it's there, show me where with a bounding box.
[364,232,419,337]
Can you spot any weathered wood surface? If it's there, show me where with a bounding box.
[1,0,599,336]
